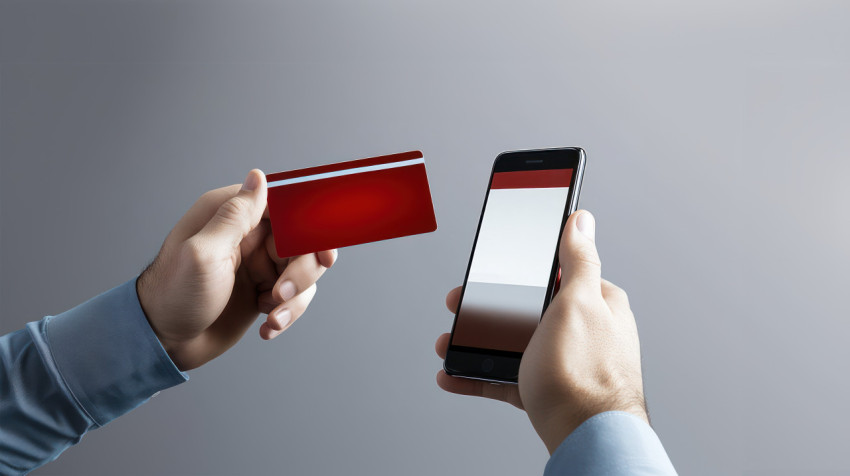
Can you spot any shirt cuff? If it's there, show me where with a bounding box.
[26,278,188,427]
[544,411,677,476]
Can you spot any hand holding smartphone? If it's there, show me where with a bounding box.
[443,147,586,383]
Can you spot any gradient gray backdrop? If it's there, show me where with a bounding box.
[2,1,849,475]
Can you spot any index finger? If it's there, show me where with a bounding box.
[446,286,462,313]
[435,332,450,359]
[435,371,524,409]
[264,231,337,272]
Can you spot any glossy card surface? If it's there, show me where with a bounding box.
[266,151,437,257]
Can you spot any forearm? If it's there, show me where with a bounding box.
[0,279,187,474]
[0,327,93,474]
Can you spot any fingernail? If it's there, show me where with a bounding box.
[275,309,292,329]
[279,281,296,301]
[576,212,595,241]
[241,170,259,192]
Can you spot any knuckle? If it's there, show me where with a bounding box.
[302,284,318,303]
[564,239,600,264]
[611,284,629,302]
[602,280,631,307]
[217,196,251,223]
[180,237,213,265]
[617,289,630,305]
[574,247,601,268]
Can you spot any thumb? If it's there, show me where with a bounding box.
[196,169,268,251]
[558,210,602,290]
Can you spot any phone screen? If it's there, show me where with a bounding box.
[451,167,574,353]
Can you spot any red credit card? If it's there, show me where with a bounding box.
[266,150,438,258]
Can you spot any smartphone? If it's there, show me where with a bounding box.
[443,147,586,383]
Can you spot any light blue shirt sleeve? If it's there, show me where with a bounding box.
[544,411,677,475]
[0,278,188,475]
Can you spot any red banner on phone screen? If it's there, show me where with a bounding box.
[490,169,572,189]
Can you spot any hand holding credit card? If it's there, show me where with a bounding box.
[266,151,438,258]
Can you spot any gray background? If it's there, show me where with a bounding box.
[1,1,849,475]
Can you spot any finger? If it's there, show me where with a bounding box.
[445,286,462,313]
[242,222,279,289]
[316,249,338,269]
[558,210,602,292]
[195,170,268,252]
[240,219,271,258]
[261,233,336,273]
[259,322,280,341]
[257,290,279,315]
[264,231,291,274]
[272,253,328,303]
[268,283,317,331]
[435,371,524,409]
[601,278,631,314]
[435,333,451,359]
[261,283,318,339]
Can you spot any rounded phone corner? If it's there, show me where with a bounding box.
[442,358,457,377]
[492,150,513,168]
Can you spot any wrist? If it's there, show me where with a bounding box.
[536,406,594,455]
[34,279,189,425]
[135,268,178,362]
[536,400,649,455]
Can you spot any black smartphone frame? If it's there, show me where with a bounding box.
[443,147,586,383]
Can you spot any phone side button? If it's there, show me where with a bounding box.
[481,358,495,373]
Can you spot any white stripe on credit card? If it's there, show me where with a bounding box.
[267,157,425,188]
